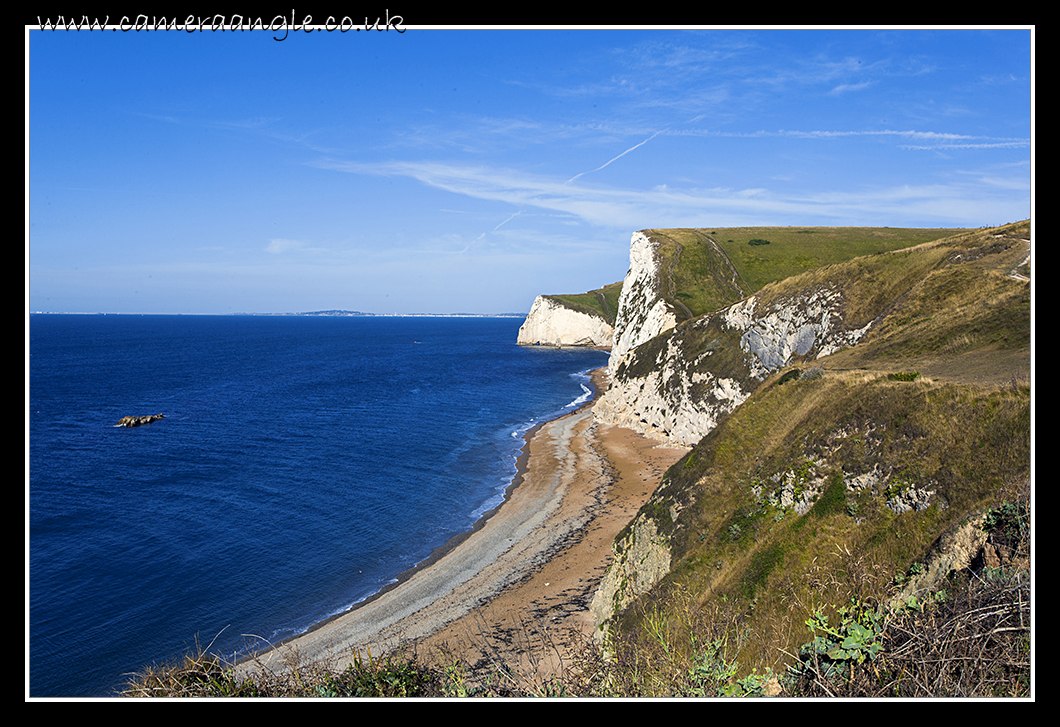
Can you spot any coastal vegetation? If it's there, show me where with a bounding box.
[547,281,624,327]
[125,511,1030,697]
[595,369,1030,697]
[122,221,1031,698]
[644,225,966,323]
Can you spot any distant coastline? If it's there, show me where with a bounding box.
[278,311,528,318]
[30,310,527,318]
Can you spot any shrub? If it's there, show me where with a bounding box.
[784,567,1030,697]
[799,366,824,381]
[983,501,1029,544]
[785,598,883,688]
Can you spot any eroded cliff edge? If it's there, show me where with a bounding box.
[595,273,874,446]
[596,228,875,447]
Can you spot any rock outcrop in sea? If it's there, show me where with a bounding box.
[116,414,165,427]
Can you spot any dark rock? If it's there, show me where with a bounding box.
[116,414,165,428]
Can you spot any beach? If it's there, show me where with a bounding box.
[241,367,688,685]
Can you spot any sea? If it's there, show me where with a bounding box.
[28,314,609,698]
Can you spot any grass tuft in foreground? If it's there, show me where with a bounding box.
[124,643,452,698]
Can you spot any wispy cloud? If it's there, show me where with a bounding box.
[669,126,1029,150]
[313,155,1025,229]
[898,139,1030,150]
[829,80,873,95]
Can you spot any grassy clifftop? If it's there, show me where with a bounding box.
[644,226,968,324]
[538,226,968,335]
[545,281,624,326]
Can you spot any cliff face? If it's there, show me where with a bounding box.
[595,229,875,448]
[516,295,614,347]
[607,231,679,374]
[588,511,673,633]
[596,281,872,446]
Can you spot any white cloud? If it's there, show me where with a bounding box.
[266,238,307,254]
[314,155,1025,229]
[829,80,873,94]
[265,239,333,256]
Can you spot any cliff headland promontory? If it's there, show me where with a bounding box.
[516,281,622,348]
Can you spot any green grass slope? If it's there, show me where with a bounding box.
[645,226,968,324]
[824,220,1031,384]
[600,221,1031,694]
[710,225,969,296]
[544,227,968,333]
[546,281,624,326]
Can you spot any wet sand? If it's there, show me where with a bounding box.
[242,368,687,683]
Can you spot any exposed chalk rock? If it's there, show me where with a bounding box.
[516,295,614,347]
[723,288,871,381]
[608,231,679,376]
[589,512,673,641]
[596,283,872,447]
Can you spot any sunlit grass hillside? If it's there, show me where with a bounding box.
[596,221,1031,696]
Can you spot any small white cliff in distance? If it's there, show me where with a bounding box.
[516,296,614,347]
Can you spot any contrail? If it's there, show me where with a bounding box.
[468,210,524,250]
[493,211,522,230]
[567,128,668,184]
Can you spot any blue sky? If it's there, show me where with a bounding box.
[27,25,1033,314]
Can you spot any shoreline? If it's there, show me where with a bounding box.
[254,367,599,649]
[258,388,577,651]
[239,366,688,681]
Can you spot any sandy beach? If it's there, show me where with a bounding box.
[242,368,687,685]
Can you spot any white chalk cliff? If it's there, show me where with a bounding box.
[587,231,882,640]
[607,231,679,376]
[516,295,614,347]
[594,233,875,447]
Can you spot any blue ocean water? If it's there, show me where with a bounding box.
[28,314,608,698]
